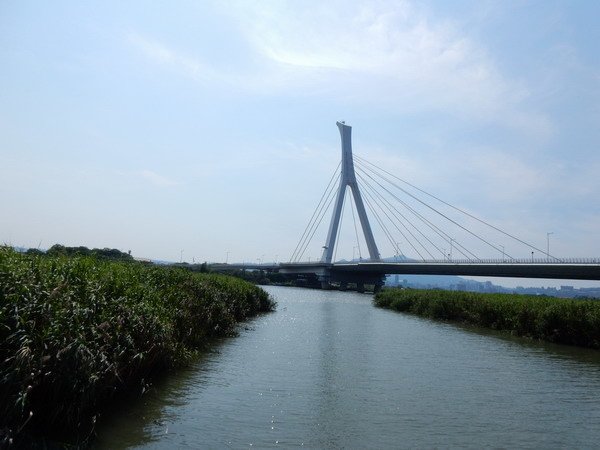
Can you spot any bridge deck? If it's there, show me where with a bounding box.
[214,261,600,281]
[329,262,600,281]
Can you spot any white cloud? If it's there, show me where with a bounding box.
[122,1,600,256]
[127,1,551,138]
[128,32,217,83]
[216,0,550,134]
[455,149,547,201]
[138,169,180,187]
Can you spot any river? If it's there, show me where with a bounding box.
[94,286,600,449]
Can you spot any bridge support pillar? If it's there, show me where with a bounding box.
[339,282,348,291]
[320,122,381,264]
[321,281,332,290]
[356,282,365,293]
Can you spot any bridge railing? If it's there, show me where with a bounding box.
[282,258,600,266]
[367,258,600,265]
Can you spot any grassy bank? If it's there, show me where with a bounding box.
[374,288,600,349]
[0,247,274,445]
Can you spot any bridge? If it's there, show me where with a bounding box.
[213,122,600,291]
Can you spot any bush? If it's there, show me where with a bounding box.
[0,247,274,445]
[375,288,600,348]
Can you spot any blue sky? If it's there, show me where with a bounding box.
[1,1,599,287]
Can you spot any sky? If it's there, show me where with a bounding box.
[1,0,599,288]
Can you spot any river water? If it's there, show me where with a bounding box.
[94,286,600,449]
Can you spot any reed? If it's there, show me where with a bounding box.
[374,288,600,349]
[0,247,274,445]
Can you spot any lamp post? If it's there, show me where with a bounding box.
[547,232,554,260]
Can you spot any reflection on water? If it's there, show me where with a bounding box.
[94,286,600,449]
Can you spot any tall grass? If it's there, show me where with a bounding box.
[374,288,600,349]
[0,247,274,444]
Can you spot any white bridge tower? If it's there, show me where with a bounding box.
[321,121,381,264]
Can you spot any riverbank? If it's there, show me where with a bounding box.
[94,286,600,449]
[0,247,275,446]
[374,288,600,349]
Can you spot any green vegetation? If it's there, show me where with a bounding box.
[44,244,134,261]
[172,261,211,273]
[0,247,274,445]
[225,269,290,286]
[374,288,600,349]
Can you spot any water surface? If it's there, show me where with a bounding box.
[95,286,600,448]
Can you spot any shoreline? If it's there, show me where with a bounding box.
[0,247,275,446]
[374,287,600,349]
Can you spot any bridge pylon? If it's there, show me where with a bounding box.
[321,121,381,264]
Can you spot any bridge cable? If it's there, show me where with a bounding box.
[355,154,540,258]
[364,180,425,261]
[354,157,515,260]
[355,154,557,260]
[289,163,340,262]
[359,176,421,258]
[358,169,448,259]
[355,161,479,260]
[363,186,422,261]
[358,174,431,260]
[357,171,448,260]
[295,179,339,262]
[356,165,479,261]
[290,165,340,262]
[361,190,401,259]
[295,176,340,262]
[356,160,489,261]
[296,181,340,262]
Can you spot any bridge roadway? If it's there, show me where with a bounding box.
[213,259,600,282]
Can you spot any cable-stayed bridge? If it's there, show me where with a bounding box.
[214,122,600,291]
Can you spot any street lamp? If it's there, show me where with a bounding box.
[547,232,554,260]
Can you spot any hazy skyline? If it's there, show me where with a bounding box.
[2,1,599,287]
